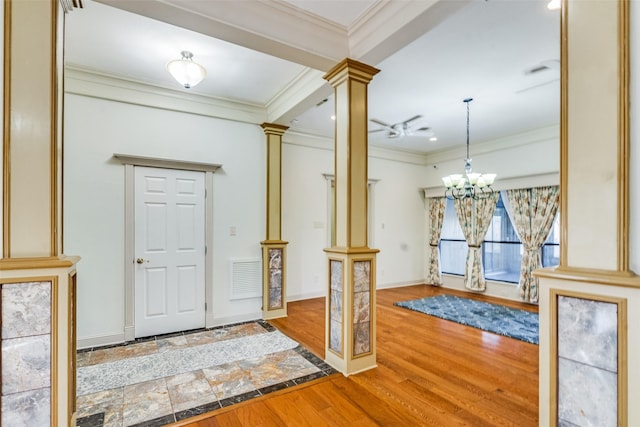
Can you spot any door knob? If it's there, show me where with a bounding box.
[136,257,147,264]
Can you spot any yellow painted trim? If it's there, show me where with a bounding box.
[3,0,12,258]
[260,123,288,135]
[327,257,344,358]
[51,275,59,427]
[68,271,77,424]
[350,257,374,360]
[549,289,627,427]
[323,58,380,86]
[616,0,629,273]
[260,122,289,315]
[559,0,568,268]
[261,124,287,241]
[50,0,58,257]
[549,288,558,427]
[535,266,639,288]
[0,255,81,271]
[324,247,379,255]
[260,240,289,245]
[346,78,352,248]
[262,244,287,311]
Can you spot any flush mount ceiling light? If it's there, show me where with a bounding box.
[442,98,496,200]
[166,51,206,89]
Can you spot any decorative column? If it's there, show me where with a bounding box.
[535,1,639,426]
[0,1,81,426]
[260,123,289,319]
[323,59,379,376]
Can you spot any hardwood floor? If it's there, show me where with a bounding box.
[172,285,539,426]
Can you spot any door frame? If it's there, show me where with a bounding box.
[114,154,221,341]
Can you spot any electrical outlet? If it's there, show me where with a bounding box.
[229,226,237,236]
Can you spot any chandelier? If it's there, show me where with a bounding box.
[442,98,496,200]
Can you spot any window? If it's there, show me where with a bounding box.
[483,194,521,283]
[439,198,466,276]
[439,193,559,284]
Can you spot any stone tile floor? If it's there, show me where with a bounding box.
[76,320,335,427]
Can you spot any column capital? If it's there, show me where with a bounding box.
[323,58,380,87]
[260,123,289,136]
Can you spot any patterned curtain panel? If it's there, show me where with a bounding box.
[507,186,559,303]
[426,197,446,286]
[454,193,499,291]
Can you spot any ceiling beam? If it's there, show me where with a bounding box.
[96,0,349,71]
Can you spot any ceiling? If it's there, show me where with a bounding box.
[64,0,559,155]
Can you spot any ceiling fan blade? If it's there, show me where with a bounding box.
[368,129,385,133]
[414,126,431,132]
[402,115,423,125]
[370,118,392,128]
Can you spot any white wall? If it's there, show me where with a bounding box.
[64,94,266,344]
[630,0,640,274]
[369,155,428,288]
[65,78,562,344]
[282,141,333,300]
[282,137,429,301]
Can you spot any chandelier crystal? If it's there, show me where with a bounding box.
[442,98,496,200]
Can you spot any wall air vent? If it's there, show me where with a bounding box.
[230,258,262,300]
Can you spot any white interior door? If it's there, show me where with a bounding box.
[134,166,205,338]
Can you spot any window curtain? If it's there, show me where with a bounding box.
[506,186,559,303]
[426,197,446,286]
[454,193,499,291]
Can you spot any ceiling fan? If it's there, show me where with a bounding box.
[369,115,431,139]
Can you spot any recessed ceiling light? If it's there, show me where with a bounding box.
[331,115,336,120]
[547,0,560,10]
[429,137,438,142]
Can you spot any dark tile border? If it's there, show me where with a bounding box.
[175,401,221,421]
[219,389,262,407]
[76,412,104,427]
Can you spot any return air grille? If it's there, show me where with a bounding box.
[230,258,262,300]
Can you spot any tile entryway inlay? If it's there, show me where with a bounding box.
[76,321,335,427]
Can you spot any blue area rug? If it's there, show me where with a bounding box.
[394,294,539,344]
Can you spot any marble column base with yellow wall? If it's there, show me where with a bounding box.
[536,270,640,426]
[324,248,378,376]
[0,257,80,427]
[261,240,288,319]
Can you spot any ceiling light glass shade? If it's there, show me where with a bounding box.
[547,0,560,10]
[167,51,206,89]
[442,98,496,200]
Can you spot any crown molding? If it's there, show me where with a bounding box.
[369,144,429,165]
[349,0,471,65]
[64,65,266,124]
[282,130,428,165]
[425,125,560,165]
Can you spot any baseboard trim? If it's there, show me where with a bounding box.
[441,274,525,303]
[206,311,264,328]
[77,332,126,350]
[377,280,425,290]
[288,290,326,301]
